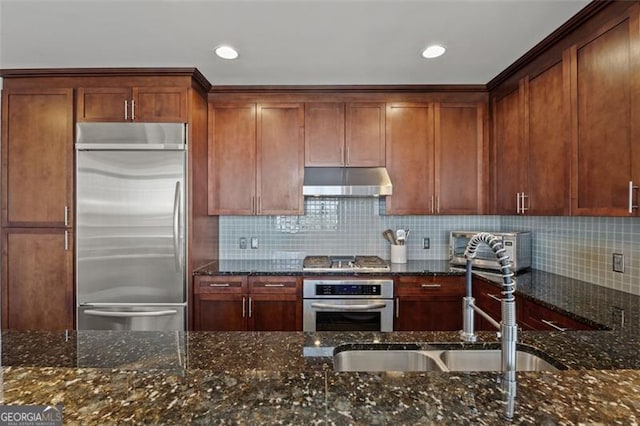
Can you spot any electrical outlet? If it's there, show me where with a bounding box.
[613,253,625,273]
[239,237,247,249]
[423,237,430,249]
[251,237,259,249]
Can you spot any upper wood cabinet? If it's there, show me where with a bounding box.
[208,103,304,215]
[492,60,571,216]
[435,103,486,215]
[386,102,485,215]
[305,102,385,167]
[77,86,188,122]
[1,88,74,228]
[570,7,640,216]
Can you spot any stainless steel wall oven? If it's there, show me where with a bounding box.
[303,278,394,332]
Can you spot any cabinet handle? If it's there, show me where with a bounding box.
[421,284,441,289]
[242,296,246,318]
[64,205,69,227]
[521,193,529,213]
[487,293,502,303]
[435,196,440,214]
[64,230,69,251]
[251,196,255,214]
[628,181,638,213]
[340,146,345,165]
[516,192,521,214]
[346,147,351,165]
[264,284,285,287]
[257,196,261,214]
[124,100,128,120]
[209,283,230,287]
[395,297,399,318]
[431,196,435,214]
[541,319,569,332]
[248,297,253,318]
[131,99,135,121]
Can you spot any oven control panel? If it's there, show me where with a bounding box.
[315,284,381,296]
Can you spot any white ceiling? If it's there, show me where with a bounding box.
[0,0,590,86]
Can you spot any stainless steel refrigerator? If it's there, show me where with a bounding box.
[76,123,187,331]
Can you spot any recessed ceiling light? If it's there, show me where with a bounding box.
[422,44,446,59]
[215,45,239,60]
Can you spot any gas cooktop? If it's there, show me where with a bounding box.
[302,255,390,272]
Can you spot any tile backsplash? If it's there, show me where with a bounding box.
[219,198,640,295]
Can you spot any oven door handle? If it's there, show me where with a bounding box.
[310,302,388,311]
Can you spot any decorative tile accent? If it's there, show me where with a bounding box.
[219,198,640,295]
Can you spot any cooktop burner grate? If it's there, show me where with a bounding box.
[302,255,389,271]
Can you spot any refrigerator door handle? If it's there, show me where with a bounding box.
[172,181,182,272]
[84,309,178,318]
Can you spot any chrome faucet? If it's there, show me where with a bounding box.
[460,232,517,418]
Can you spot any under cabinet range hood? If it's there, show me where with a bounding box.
[303,167,393,197]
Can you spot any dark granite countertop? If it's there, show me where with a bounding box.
[2,267,639,424]
[194,258,461,276]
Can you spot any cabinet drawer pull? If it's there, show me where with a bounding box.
[421,284,441,288]
[541,319,569,331]
[64,206,69,227]
[124,100,128,120]
[131,99,135,121]
[264,284,285,287]
[242,297,246,318]
[487,293,502,302]
[248,297,252,317]
[395,297,399,318]
[209,283,230,287]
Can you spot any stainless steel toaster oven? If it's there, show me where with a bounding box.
[449,231,532,272]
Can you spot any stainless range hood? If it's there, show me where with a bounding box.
[303,167,393,197]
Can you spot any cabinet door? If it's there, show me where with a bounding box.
[525,60,571,215]
[492,87,524,214]
[2,88,73,227]
[257,103,304,215]
[305,103,345,166]
[208,103,257,215]
[194,294,247,331]
[132,87,188,122]
[386,103,434,214]
[345,102,386,166]
[2,228,73,330]
[249,294,300,331]
[193,276,247,331]
[395,276,465,331]
[571,12,638,216]
[77,87,131,122]
[435,103,485,214]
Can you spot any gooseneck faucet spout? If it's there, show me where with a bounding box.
[460,232,517,418]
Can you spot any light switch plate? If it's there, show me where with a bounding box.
[613,253,624,273]
[251,237,259,249]
[239,237,247,249]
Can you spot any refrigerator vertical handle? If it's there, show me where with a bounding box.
[172,181,182,272]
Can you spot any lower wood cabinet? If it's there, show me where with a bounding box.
[472,277,594,331]
[394,275,465,331]
[193,275,301,331]
[1,228,73,330]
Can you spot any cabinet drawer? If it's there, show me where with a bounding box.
[249,276,299,294]
[396,276,465,296]
[195,276,247,294]
[520,299,593,331]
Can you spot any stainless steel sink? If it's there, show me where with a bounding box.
[437,349,559,372]
[333,346,561,372]
[333,350,445,372]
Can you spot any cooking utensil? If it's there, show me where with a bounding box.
[382,229,397,245]
[396,229,406,245]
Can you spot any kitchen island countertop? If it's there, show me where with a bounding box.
[2,266,640,424]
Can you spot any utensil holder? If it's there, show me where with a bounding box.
[390,245,407,264]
